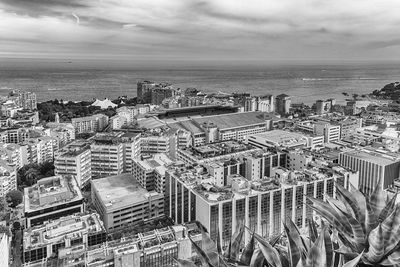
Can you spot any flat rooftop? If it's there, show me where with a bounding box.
[193,111,266,130]
[136,154,173,171]
[342,148,400,165]
[23,213,104,250]
[179,140,255,160]
[57,141,90,157]
[24,175,83,213]
[91,173,161,212]
[249,130,308,147]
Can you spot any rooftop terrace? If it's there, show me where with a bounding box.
[23,213,105,250]
[24,175,83,212]
[179,140,255,160]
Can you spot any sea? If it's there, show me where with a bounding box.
[1,59,399,105]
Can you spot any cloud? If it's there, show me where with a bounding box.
[0,0,400,60]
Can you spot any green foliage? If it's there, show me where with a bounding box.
[309,179,400,266]
[6,190,23,208]
[183,180,400,267]
[17,161,55,188]
[37,97,137,122]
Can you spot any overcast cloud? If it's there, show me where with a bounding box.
[1,0,400,61]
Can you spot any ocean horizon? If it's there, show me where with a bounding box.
[1,59,399,105]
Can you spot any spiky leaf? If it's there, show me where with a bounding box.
[305,227,326,267]
[250,229,282,267]
[230,222,244,261]
[250,249,266,267]
[366,223,385,263]
[342,251,363,267]
[284,223,301,267]
[240,233,255,265]
[172,258,198,267]
[369,177,386,217]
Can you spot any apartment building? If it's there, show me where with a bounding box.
[132,153,173,193]
[90,136,124,179]
[23,175,84,228]
[71,114,109,134]
[0,143,24,169]
[165,163,354,246]
[91,173,164,230]
[9,90,37,110]
[55,141,92,188]
[276,94,291,116]
[0,233,9,267]
[0,161,17,199]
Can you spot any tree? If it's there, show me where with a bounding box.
[25,168,39,186]
[0,197,7,212]
[6,190,23,208]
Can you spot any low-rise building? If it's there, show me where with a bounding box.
[71,114,109,134]
[86,224,202,267]
[246,130,309,149]
[23,175,84,228]
[91,173,164,231]
[23,213,106,263]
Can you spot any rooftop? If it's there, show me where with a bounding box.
[193,111,267,130]
[342,147,400,165]
[24,175,83,212]
[91,173,162,211]
[57,141,91,157]
[248,130,308,148]
[23,213,105,250]
[179,140,255,161]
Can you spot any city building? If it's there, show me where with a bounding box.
[91,173,164,230]
[90,135,124,179]
[296,121,340,143]
[0,143,24,170]
[339,147,400,194]
[313,115,362,140]
[86,224,202,267]
[257,95,275,113]
[177,140,258,165]
[71,114,109,134]
[9,90,37,110]
[276,94,291,116]
[0,161,17,199]
[23,175,84,228]
[140,130,178,159]
[246,130,309,149]
[169,112,270,146]
[55,141,92,188]
[23,213,106,263]
[315,99,335,115]
[132,153,173,193]
[165,162,354,245]
[0,232,9,267]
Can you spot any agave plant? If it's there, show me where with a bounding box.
[176,219,343,267]
[307,178,400,266]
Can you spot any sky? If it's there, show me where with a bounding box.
[1,0,400,62]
